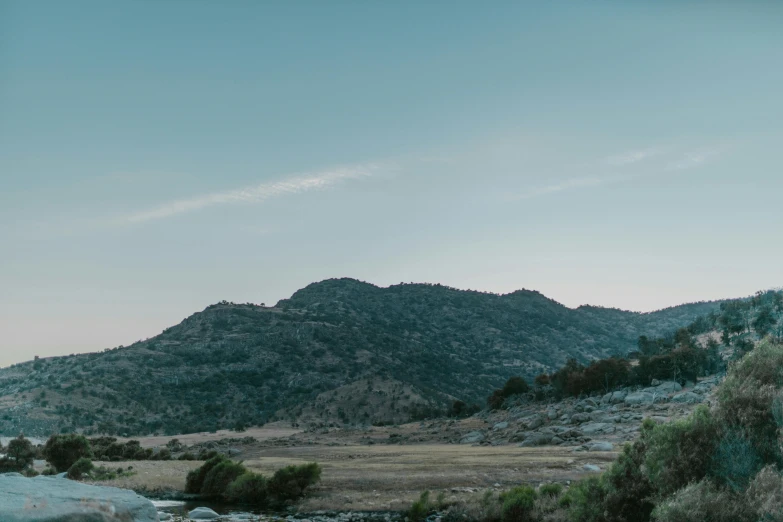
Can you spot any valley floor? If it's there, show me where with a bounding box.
[76,442,615,511]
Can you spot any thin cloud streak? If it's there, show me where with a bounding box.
[666,150,719,171]
[605,147,662,166]
[121,164,379,224]
[513,176,606,200]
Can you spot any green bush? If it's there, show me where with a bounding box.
[651,480,753,522]
[644,406,718,498]
[185,454,229,494]
[43,434,93,472]
[5,435,35,471]
[267,462,323,503]
[602,423,656,522]
[709,430,762,492]
[225,472,269,506]
[67,457,94,480]
[538,483,563,498]
[408,490,431,522]
[201,460,247,498]
[560,477,607,522]
[500,486,537,522]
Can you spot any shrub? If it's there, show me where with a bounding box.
[644,406,718,498]
[201,460,247,499]
[538,483,563,498]
[41,466,57,476]
[185,454,229,494]
[225,472,269,506]
[267,462,322,503]
[5,435,35,471]
[709,430,762,492]
[602,426,656,522]
[560,477,607,522]
[67,457,94,480]
[408,490,431,522]
[500,485,537,522]
[43,434,93,472]
[745,466,783,522]
[651,480,753,522]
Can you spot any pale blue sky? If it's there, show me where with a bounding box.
[2,1,782,366]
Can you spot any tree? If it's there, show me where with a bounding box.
[0,435,35,472]
[43,434,93,472]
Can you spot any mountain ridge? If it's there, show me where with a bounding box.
[0,278,731,436]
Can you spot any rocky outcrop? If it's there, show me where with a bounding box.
[0,473,158,522]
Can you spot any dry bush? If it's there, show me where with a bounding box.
[651,480,753,522]
[746,465,783,522]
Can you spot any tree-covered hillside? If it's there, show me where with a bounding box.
[0,279,728,436]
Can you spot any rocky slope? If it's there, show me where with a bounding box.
[0,279,726,436]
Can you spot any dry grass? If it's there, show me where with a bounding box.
[116,425,301,448]
[86,444,616,511]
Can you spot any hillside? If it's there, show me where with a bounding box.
[0,279,727,436]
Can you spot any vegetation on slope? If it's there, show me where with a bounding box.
[0,279,727,435]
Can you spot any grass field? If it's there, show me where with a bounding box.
[86,444,616,511]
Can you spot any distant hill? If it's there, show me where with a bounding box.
[0,278,729,436]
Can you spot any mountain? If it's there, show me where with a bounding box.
[0,278,727,436]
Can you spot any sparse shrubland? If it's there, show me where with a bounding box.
[185,455,321,507]
[417,337,783,522]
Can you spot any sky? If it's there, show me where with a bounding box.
[2,1,783,367]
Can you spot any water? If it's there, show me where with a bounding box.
[152,499,265,516]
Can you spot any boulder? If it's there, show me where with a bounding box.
[609,390,628,404]
[460,431,485,444]
[580,422,614,435]
[587,441,614,452]
[189,507,221,519]
[671,392,702,404]
[0,474,158,522]
[518,433,551,447]
[524,415,545,430]
[625,392,654,405]
[655,381,682,394]
[583,464,601,472]
[493,422,509,431]
[570,413,590,424]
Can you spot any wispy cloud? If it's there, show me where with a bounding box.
[121,164,379,224]
[666,150,719,171]
[513,176,608,200]
[605,147,662,166]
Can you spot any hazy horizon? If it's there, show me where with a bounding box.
[3,1,783,367]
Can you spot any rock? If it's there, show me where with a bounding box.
[583,464,601,472]
[580,422,613,435]
[609,390,628,404]
[525,415,545,430]
[547,409,559,420]
[460,431,485,444]
[159,513,173,521]
[656,381,682,393]
[0,474,158,521]
[519,434,550,447]
[570,413,590,424]
[587,441,614,451]
[493,422,509,430]
[550,436,564,445]
[189,507,221,519]
[651,379,662,386]
[625,392,654,405]
[671,392,702,404]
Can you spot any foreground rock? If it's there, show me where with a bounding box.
[0,473,158,522]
